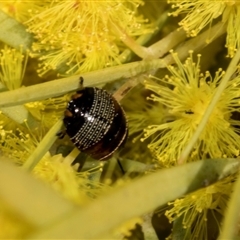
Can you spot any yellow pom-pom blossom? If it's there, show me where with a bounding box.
[0,126,104,205]
[0,1,42,23]
[142,51,240,165]
[0,126,37,165]
[25,94,70,129]
[0,45,28,90]
[165,174,236,239]
[26,0,153,76]
[33,152,103,205]
[168,0,240,57]
[123,86,166,140]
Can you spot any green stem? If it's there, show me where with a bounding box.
[149,28,187,58]
[22,119,63,171]
[163,21,226,65]
[178,46,240,165]
[110,22,154,59]
[64,147,80,165]
[118,11,168,62]
[0,59,165,108]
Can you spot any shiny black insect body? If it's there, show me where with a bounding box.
[63,78,128,161]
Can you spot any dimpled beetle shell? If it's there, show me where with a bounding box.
[63,87,128,160]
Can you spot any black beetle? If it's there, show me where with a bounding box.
[61,77,128,163]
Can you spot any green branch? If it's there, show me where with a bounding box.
[0,59,165,107]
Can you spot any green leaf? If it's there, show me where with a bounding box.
[0,10,33,51]
[22,119,63,171]
[0,158,74,227]
[27,158,240,239]
[219,172,240,240]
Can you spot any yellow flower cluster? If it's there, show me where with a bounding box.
[142,51,240,165]
[0,1,240,239]
[25,94,70,128]
[0,125,104,205]
[25,0,153,76]
[0,1,42,22]
[0,45,27,90]
[165,174,236,239]
[168,0,240,57]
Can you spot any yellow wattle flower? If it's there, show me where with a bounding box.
[0,124,104,205]
[165,173,236,239]
[0,1,42,23]
[25,94,69,128]
[142,51,240,165]
[26,0,153,76]
[168,0,240,57]
[0,45,28,90]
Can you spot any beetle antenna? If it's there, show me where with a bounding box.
[117,158,125,175]
[79,76,84,87]
[76,77,85,93]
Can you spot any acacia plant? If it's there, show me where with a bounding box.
[0,1,240,239]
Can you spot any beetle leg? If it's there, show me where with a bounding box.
[117,158,125,175]
[57,130,66,139]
